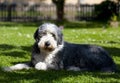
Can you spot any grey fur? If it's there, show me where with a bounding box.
[3,23,117,72]
[30,23,116,72]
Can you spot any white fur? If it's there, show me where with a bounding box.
[34,23,64,70]
[3,23,64,71]
[43,23,57,33]
[45,44,63,64]
[3,63,30,72]
[38,33,57,51]
[67,66,80,71]
[35,62,47,70]
[35,44,64,70]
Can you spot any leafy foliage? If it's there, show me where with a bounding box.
[95,0,118,21]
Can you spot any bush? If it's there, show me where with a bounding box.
[94,0,118,21]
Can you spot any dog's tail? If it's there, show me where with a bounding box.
[2,62,31,72]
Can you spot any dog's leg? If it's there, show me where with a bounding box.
[67,66,80,71]
[2,63,30,72]
[101,67,116,72]
[35,62,47,70]
[66,66,91,71]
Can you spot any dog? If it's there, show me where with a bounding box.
[3,23,117,72]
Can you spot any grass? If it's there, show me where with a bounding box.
[0,22,120,83]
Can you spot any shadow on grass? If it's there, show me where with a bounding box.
[0,22,41,27]
[1,43,119,57]
[104,47,120,57]
[102,46,120,72]
[0,44,120,82]
[63,21,108,29]
[0,43,119,61]
[0,21,108,29]
[88,40,120,57]
[0,44,15,51]
[0,44,32,58]
[0,68,120,83]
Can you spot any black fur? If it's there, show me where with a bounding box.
[62,42,116,72]
[3,23,116,72]
[30,23,117,72]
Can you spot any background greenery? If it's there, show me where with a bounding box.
[0,22,120,83]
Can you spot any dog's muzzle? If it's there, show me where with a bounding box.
[38,40,57,52]
[44,41,54,51]
[37,33,58,52]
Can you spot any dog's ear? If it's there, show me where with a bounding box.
[34,28,39,42]
[58,26,64,45]
[59,26,64,30]
[57,28,63,45]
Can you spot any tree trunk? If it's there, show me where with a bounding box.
[56,4,64,22]
[52,0,65,22]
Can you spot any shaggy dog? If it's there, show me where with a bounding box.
[3,23,116,72]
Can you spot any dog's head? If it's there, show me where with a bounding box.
[34,23,63,52]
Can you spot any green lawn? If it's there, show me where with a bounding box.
[0,22,120,83]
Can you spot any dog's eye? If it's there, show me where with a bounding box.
[51,33,56,40]
[42,32,46,35]
[51,33,55,37]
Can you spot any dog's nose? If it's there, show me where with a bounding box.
[45,41,50,47]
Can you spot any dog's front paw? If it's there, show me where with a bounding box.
[2,67,12,72]
[35,62,47,70]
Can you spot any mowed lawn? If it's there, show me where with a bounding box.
[0,22,120,83]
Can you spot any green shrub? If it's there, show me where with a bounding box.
[95,0,118,21]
